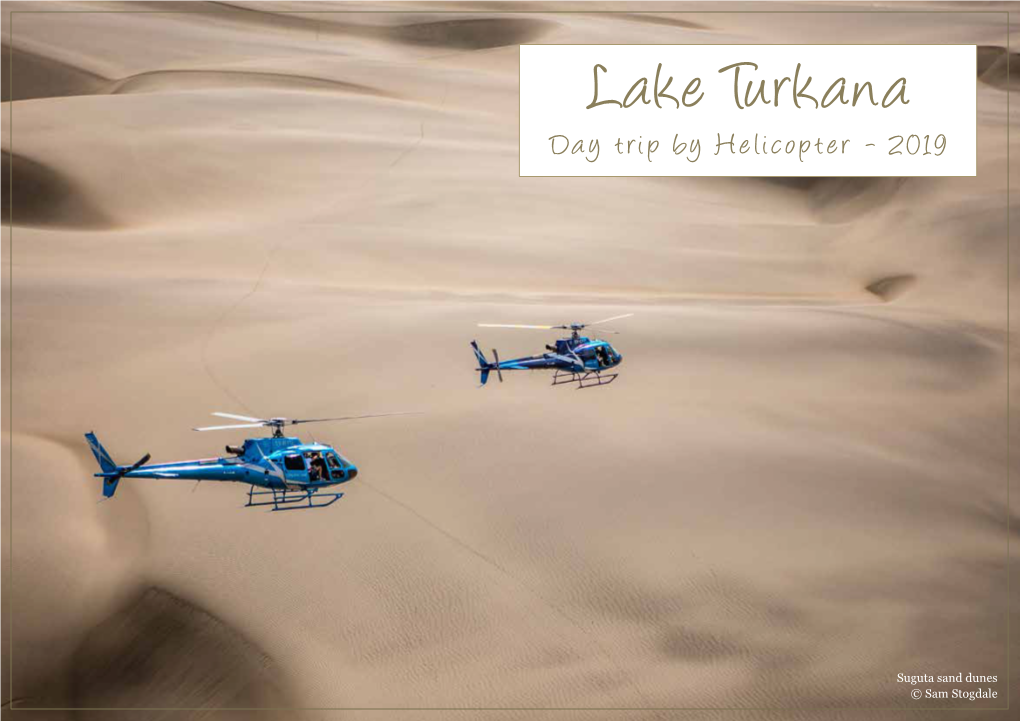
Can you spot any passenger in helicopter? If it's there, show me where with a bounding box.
[306,451,329,482]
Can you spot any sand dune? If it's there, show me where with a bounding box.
[1,150,114,229]
[0,44,108,102]
[2,1,1017,717]
[977,45,1020,92]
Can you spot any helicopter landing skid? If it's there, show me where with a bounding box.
[552,370,618,389]
[245,485,344,511]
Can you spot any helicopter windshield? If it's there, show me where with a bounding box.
[326,451,345,480]
[596,345,614,367]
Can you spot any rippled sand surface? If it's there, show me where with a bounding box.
[2,2,1018,718]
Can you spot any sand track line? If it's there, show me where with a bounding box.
[358,478,655,709]
[198,242,281,416]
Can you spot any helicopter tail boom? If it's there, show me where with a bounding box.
[84,432,150,499]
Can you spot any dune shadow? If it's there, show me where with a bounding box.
[963,498,1020,540]
[1,151,114,230]
[383,17,554,50]
[1,45,108,102]
[613,13,711,32]
[574,555,1013,708]
[866,274,916,302]
[977,46,1020,93]
[204,5,554,51]
[658,625,747,663]
[68,586,293,717]
[757,177,907,224]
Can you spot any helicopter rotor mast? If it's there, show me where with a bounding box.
[193,412,419,438]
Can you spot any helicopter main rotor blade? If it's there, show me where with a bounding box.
[288,412,421,426]
[588,313,634,326]
[211,412,265,423]
[193,422,266,432]
[478,323,556,330]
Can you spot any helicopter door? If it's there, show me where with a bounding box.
[282,453,310,483]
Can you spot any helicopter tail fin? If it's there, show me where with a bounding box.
[471,341,492,385]
[84,432,150,499]
[85,432,117,474]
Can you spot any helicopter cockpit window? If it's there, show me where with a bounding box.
[283,454,305,471]
[326,453,341,469]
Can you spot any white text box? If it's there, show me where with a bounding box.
[520,45,976,177]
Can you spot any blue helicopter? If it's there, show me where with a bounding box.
[85,411,415,511]
[471,314,632,388]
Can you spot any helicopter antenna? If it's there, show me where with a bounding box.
[193,411,421,438]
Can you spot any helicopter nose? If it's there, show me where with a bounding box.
[347,466,358,480]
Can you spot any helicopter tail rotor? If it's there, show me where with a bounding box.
[492,348,504,383]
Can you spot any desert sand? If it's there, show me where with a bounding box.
[2,2,1018,718]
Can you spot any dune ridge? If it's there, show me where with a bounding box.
[106,69,395,96]
[1,44,109,102]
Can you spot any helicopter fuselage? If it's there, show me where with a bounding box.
[472,314,632,388]
[93,436,358,492]
[482,336,623,374]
